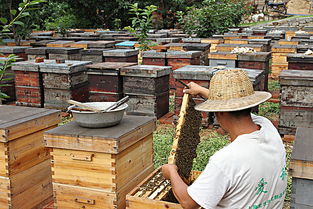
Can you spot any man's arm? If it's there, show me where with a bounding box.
[184,82,209,99]
[162,164,200,209]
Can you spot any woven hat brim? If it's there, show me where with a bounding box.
[195,91,272,112]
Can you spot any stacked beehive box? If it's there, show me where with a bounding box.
[103,49,139,63]
[81,49,106,63]
[287,54,313,71]
[142,51,167,66]
[201,38,223,53]
[0,46,30,60]
[12,60,43,107]
[237,52,271,91]
[47,48,82,60]
[120,65,171,119]
[44,115,156,209]
[208,52,237,67]
[39,60,91,109]
[26,47,49,60]
[0,105,60,209]
[271,45,297,78]
[289,128,313,209]
[279,70,313,135]
[86,62,136,102]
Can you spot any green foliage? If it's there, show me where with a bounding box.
[179,0,252,37]
[268,79,281,91]
[125,3,157,51]
[0,54,18,101]
[192,131,229,171]
[153,125,175,168]
[258,102,280,121]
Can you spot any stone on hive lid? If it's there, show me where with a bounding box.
[120,65,171,78]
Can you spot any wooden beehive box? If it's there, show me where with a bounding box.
[86,62,137,102]
[44,115,156,209]
[47,47,82,60]
[81,48,107,63]
[12,60,43,107]
[120,65,171,119]
[279,70,313,135]
[289,128,313,209]
[39,60,92,109]
[103,49,139,63]
[46,41,75,48]
[287,54,313,71]
[25,47,49,60]
[142,50,167,66]
[0,105,61,209]
[0,46,29,60]
[126,168,201,209]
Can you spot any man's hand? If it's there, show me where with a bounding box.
[183,82,209,99]
[162,164,178,180]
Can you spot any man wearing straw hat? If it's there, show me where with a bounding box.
[162,69,287,209]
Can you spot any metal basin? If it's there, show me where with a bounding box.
[70,102,128,128]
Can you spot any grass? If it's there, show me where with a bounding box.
[258,102,280,121]
[268,79,281,91]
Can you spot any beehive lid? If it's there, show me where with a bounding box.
[0,105,60,142]
[156,38,181,44]
[86,62,136,75]
[46,47,81,54]
[291,128,313,161]
[237,52,272,62]
[26,47,49,55]
[115,41,137,47]
[279,70,313,81]
[88,41,116,48]
[142,50,166,58]
[103,49,139,57]
[120,65,171,78]
[166,50,201,58]
[39,60,92,74]
[174,65,264,84]
[81,48,109,55]
[44,115,156,154]
[12,60,41,72]
[0,46,30,54]
[248,39,271,45]
[287,53,313,63]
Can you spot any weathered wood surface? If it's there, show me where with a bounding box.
[279,106,313,135]
[125,92,169,119]
[291,178,313,208]
[209,59,236,67]
[0,105,60,142]
[46,41,75,48]
[208,52,238,60]
[121,65,171,78]
[103,49,139,57]
[281,86,313,107]
[43,72,88,89]
[39,60,91,74]
[88,74,122,93]
[123,76,169,95]
[292,128,313,162]
[44,115,156,154]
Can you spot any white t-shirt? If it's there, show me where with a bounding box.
[188,114,287,209]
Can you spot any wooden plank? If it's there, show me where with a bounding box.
[291,178,313,207]
[10,160,53,209]
[290,160,313,180]
[44,115,155,154]
[115,135,153,190]
[0,177,10,209]
[0,106,60,142]
[0,143,8,176]
[292,128,313,162]
[8,126,55,176]
[208,52,237,60]
[126,196,182,209]
[53,183,117,209]
[52,149,115,190]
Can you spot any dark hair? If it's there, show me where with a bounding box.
[229,108,251,118]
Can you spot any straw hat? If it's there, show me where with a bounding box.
[195,69,271,112]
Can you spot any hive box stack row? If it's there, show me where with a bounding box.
[44,115,156,209]
[120,65,171,119]
[12,60,91,108]
[173,65,265,126]
[0,105,60,209]
[142,50,201,89]
[289,128,313,209]
[208,52,271,91]
[279,70,313,135]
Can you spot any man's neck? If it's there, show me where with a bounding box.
[228,116,260,142]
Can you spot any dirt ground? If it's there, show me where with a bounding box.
[286,0,312,15]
